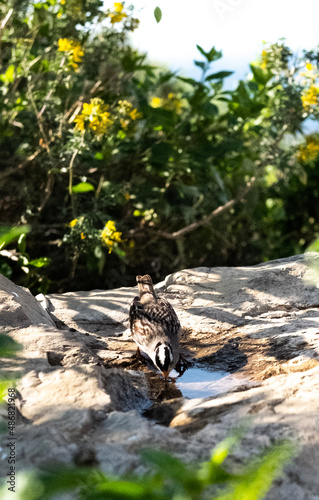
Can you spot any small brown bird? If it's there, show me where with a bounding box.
[129,274,181,379]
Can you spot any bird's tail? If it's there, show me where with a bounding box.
[136,274,156,299]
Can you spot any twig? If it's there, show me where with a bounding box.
[27,81,51,155]
[128,124,290,242]
[157,178,256,240]
[68,149,79,197]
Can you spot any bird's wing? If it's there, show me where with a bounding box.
[154,297,181,337]
[129,296,165,357]
[129,296,142,329]
[129,295,181,347]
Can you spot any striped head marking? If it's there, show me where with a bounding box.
[154,342,174,379]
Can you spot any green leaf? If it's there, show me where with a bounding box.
[196,45,207,58]
[18,233,26,254]
[0,226,31,250]
[216,441,295,500]
[0,260,12,279]
[141,449,190,483]
[96,479,148,498]
[196,45,222,62]
[207,46,222,62]
[250,64,272,85]
[71,182,95,194]
[28,257,51,268]
[4,64,15,83]
[177,76,199,86]
[0,334,22,358]
[206,71,234,81]
[154,6,162,23]
[194,60,206,70]
[307,239,319,253]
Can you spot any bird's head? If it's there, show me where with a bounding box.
[154,342,174,380]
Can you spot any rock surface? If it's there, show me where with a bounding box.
[1,254,319,499]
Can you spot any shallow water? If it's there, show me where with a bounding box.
[172,366,246,399]
[142,365,248,425]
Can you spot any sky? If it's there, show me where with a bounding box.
[128,0,319,85]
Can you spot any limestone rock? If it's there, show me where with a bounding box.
[0,274,55,329]
[1,254,319,500]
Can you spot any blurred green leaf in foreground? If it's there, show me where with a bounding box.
[0,433,295,500]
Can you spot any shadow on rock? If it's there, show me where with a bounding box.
[198,337,248,373]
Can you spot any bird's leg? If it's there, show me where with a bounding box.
[131,347,145,364]
[175,352,194,376]
[131,346,143,360]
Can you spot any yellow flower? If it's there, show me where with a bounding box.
[60,0,65,4]
[260,49,268,70]
[68,218,78,227]
[101,220,122,253]
[74,114,85,131]
[72,43,84,63]
[80,232,86,240]
[301,85,319,109]
[114,2,124,12]
[58,38,84,70]
[150,94,185,114]
[108,2,127,24]
[120,118,129,129]
[297,136,319,162]
[129,108,141,120]
[74,98,114,137]
[306,63,313,71]
[58,38,73,52]
[116,100,141,129]
[166,93,185,114]
[150,97,163,108]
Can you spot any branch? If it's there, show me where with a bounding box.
[144,124,290,241]
[157,178,256,240]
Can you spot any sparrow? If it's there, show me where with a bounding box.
[129,274,182,380]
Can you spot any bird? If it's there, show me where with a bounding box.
[129,274,182,380]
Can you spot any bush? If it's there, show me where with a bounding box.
[1,2,319,292]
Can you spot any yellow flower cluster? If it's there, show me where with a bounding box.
[74,98,142,137]
[297,136,319,163]
[101,220,122,253]
[117,100,142,129]
[68,218,78,227]
[301,85,319,109]
[300,62,317,80]
[260,49,268,70]
[150,93,186,114]
[67,217,86,239]
[108,2,127,24]
[74,98,114,137]
[58,38,84,70]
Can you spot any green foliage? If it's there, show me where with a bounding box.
[0,331,21,433]
[0,333,22,359]
[1,1,319,292]
[154,6,162,23]
[0,435,294,500]
[0,226,31,250]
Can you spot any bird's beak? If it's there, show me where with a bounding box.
[161,370,170,380]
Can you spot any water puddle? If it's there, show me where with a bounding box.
[143,364,248,403]
[142,364,249,426]
[172,366,246,399]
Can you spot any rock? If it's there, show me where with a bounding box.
[0,274,55,329]
[1,253,319,499]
